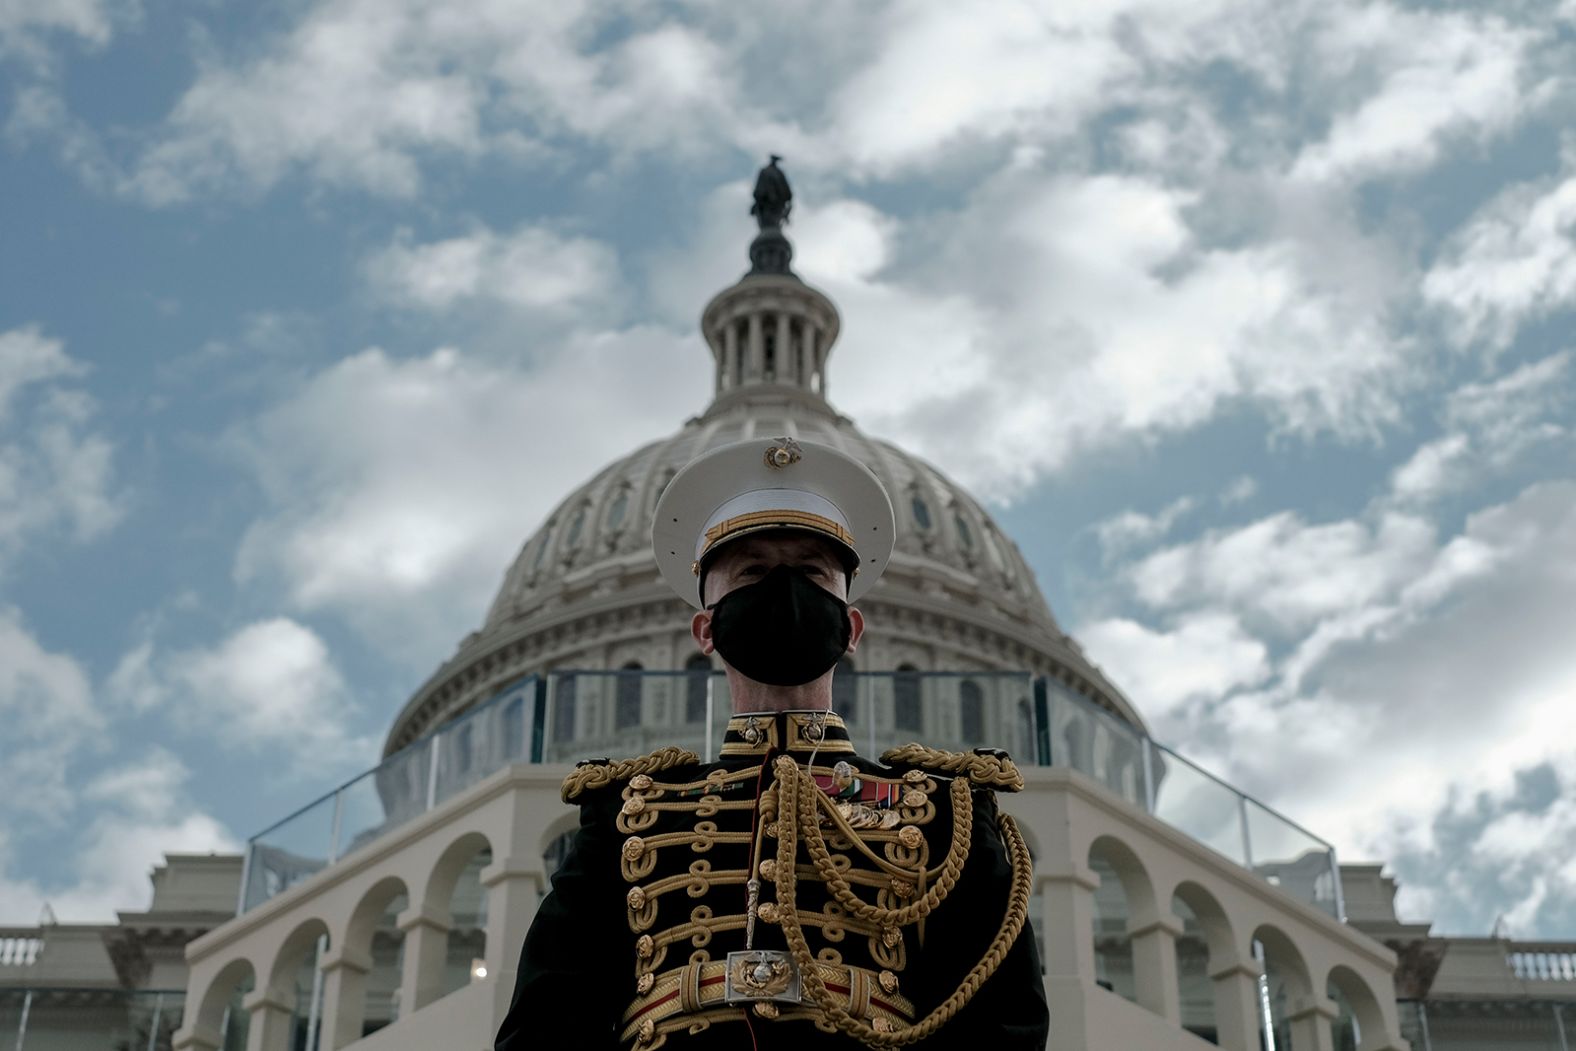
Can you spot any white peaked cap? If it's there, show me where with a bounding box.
[651,437,896,609]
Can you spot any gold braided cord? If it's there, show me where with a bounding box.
[797,768,972,927]
[880,744,1025,792]
[772,756,1034,1048]
[560,746,700,802]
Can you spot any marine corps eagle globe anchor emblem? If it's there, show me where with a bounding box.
[725,949,802,1005]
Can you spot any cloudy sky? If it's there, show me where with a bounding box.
[2,0,1574,940]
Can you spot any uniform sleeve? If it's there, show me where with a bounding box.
[495,799,631,1051]
[910,788,1049,1051]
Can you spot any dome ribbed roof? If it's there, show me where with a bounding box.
[384,215,1140,754]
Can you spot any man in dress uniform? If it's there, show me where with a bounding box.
[495,437,1049,1050]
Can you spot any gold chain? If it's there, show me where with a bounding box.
[770,756,1034,1048]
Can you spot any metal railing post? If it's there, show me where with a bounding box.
[235,841,254,915]
[426,736,441,811]
[14,988,31,1051]
[1555,1001,1570,1051]
[1141,737,1156,814]
[145,992,164,1051]
[327,788,344,866]
[1329,845,1348,922]
[1253,939,1276,1051]
[1417,1001,1433,1051]
[306,934,327,1051]
[1239,796,1255,869]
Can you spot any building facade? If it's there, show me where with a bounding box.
[5,189,1572,1051]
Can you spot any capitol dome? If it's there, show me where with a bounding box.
[385,203,1140,755]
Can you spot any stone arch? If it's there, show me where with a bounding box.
[1170,881,1234,1045]
[425,830,493,1001]
[260,915,331,1051]
[1252,922,1313,1049]
[189,956,255,1048]
[335,875,409,1045]
[264,915,331,1000]
[1087,835,1156,1004]
[1327,963,1389,1051]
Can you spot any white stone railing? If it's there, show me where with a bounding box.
[0,933,41,967]
[1508,946,1576,982]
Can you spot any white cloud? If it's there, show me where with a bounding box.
[0,751,237,924]
[231,332,699,662]
[0,616,238,924]
[1292,7,1533,183]
[1389,352,1571,503]
[109,618,374,769]
[0,0,127,65]
[366,224,620,314]
[1424,159,1576,348]
[1093,497,1197,556]
[1078,612,1270,718]
[1219,476,1258,506]
[117,0,757,203]
[0,606,102,823]
[0,326,123,568]
[1097,478,1576,932]
[1128,510,1438,633]
[799,169,1413,501]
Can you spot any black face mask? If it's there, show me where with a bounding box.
[707,564,852,687]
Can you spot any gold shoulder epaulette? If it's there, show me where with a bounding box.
[560,745,700,802]
[879,744,1025,792]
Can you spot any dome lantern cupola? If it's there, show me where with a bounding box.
[700,157,841,416]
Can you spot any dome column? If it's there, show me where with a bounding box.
[721,322,738,394]
[747,314,764,382]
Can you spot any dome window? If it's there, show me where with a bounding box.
[566,507,587,548]
[911,494,932,531]
[532,524,554,569]
[954,511,974,549]
[606,489,629,531]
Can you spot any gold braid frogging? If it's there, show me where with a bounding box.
[803,772,972,927]
[560,746,699,802]
[879,744,1025,792]
[771,756,1034,1048]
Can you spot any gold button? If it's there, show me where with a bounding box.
[638,1018,655,1042]
[902,789,926,809]
[630,774,653,790]
[879,970,899,994]
[636,934,654,959]
[753,1001,780,1019]
[622,836,645,861]
[622,796,646,816]
[890,879,914,899]
[873,1016,895,1033]
[903,769,926,784]
[764,821,778,838]
[757,902,780,924]
[881,926,901,947]
[627,886,647,910]
[898,826,923,849]
[758,859,777,881]
[637,972,654,994]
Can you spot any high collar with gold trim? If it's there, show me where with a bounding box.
[720,710,856,758]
